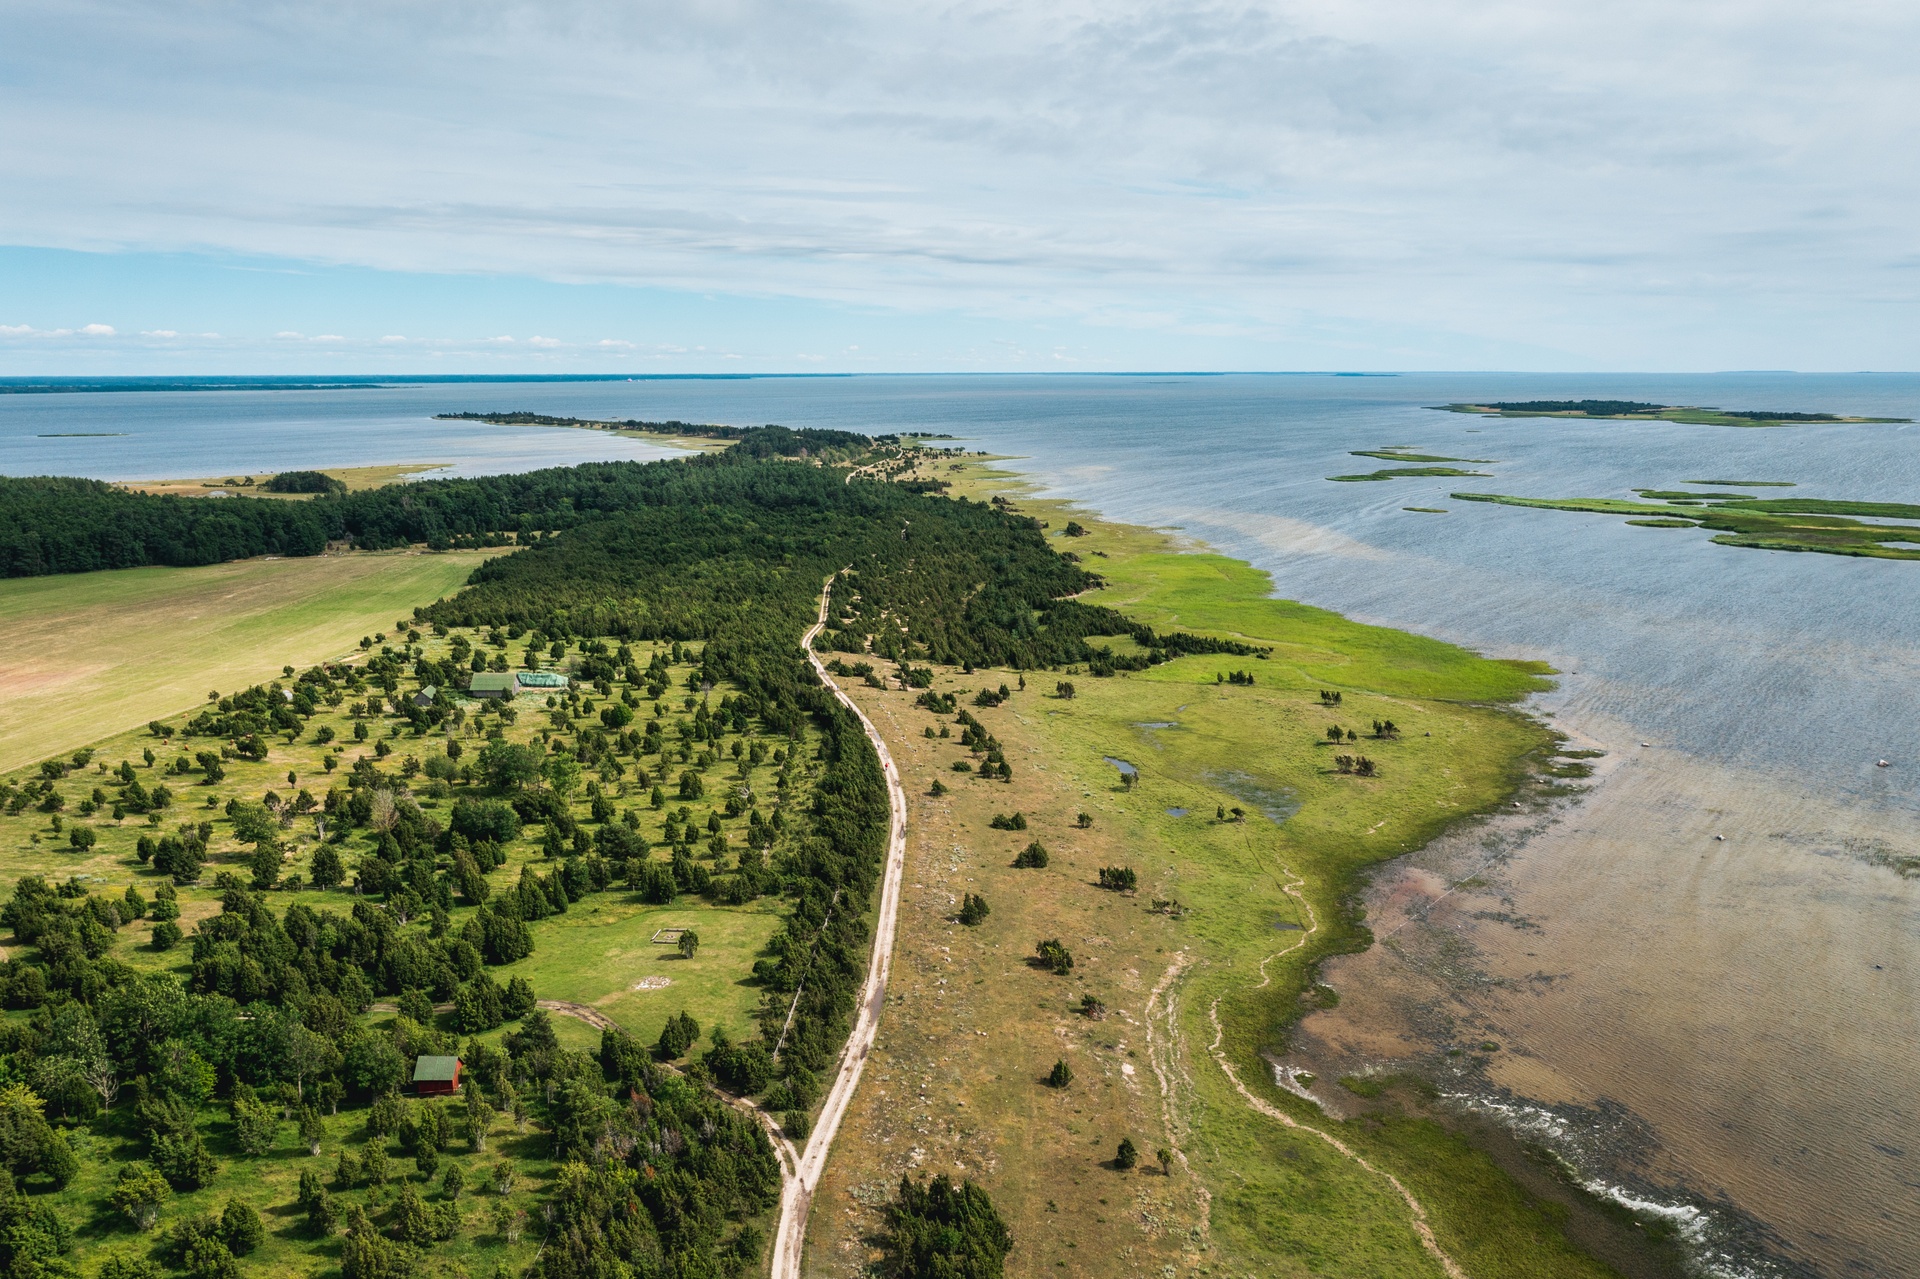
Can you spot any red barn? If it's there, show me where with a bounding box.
[412,1055,462,1096]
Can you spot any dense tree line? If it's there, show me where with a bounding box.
[0,476,333,575]
[3,427,875,575]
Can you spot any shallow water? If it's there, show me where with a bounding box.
[7,372,1919,1274]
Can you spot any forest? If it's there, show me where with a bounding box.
[0,432,1179,1277]
[0,425,870,576]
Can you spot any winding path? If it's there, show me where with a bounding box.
[767,577,911,1279]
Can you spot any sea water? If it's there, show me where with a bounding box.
[6,371,1918,1275]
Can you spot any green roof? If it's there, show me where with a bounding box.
[468,673,516,691]
[412,1055,460,1082]
[516,671,569,688]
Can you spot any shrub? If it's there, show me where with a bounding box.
[220,1199,263,1255]
[1097,866,1137,892]
[1046,1059,1072,1088]
[1011,842,1048,869]
[1035,939,1073,975]
[956,894,989,926]
[655,1010,700,1060]
[1115,1137,1138,1169]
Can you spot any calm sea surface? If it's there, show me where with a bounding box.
[7,373,1918,1274]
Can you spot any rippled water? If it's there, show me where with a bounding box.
[7,372,1918,1274]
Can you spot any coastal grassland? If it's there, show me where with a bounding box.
[120,463,454,498]
[0,550,491,775]
[808,451,1627,1277]
[1451,492,1920,560]
[1328,466,1491,482]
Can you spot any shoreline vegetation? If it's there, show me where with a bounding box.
[1452,490,1920,560]
[803,448,1689,1277]
[1435,399,1910,426]
[0,424,1683,1277]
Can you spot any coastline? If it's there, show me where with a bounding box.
[936,448,1920,1278]
[801,452,1675,1278]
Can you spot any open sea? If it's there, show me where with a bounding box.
[6,372,1918,1276]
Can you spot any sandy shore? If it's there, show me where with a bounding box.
[1294,712,1920,1277]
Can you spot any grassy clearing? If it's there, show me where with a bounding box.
[805,453,1625,1278]
[0,550,492,775]
[494,893,784,1044]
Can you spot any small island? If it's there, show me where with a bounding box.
[1452,486,1920,559]
[1434,399,1909,427]
[1327,445,1496,482]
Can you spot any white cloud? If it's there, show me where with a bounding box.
[379,334,407,343]
[0,1,1914,365]
[0,324,33,336]
[78,323,115,335]
[311,334,345,342]
[527,335,562,348]
[141,329,179,337]
[594,338,634,348]
[275,330,303,338]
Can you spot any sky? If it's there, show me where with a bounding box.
[2,0,1916,373]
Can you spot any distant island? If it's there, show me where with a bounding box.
[1435,399,1909,426]
[437,410,952,445]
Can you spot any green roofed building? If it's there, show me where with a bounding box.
[468,672,516,700]
[412,1055,462,1096]
[516,671,569,690]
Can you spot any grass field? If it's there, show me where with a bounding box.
[0,550,491,775]
[803,456,1649,1279]
[494,894,784,1045]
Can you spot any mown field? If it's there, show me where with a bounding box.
[803,456,1654,1279]
[0,550,491,775]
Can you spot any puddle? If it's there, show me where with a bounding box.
[1104,756,1138,777]
[1135,721,1179,730]
[1202,769,1300,823]
[1166,807,1189,817]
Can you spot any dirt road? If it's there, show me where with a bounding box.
[768,578,910,1279]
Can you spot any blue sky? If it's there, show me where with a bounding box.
[3,1,1916,373]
